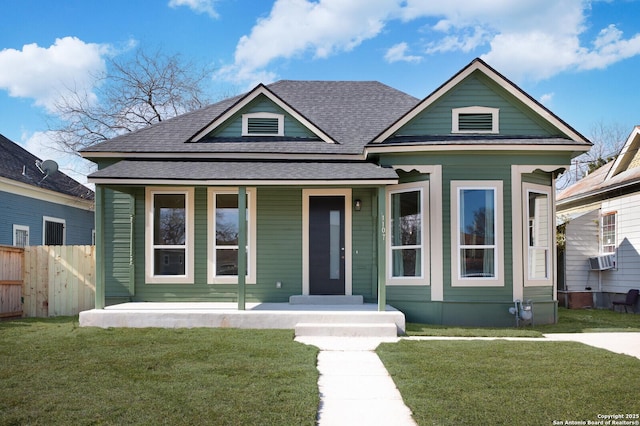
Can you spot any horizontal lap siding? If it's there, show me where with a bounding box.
[397,74,557,137]
[255,188,303,301]
[600,193,640,293]
[564,210,599,292]
[352,188,376,300]
[104,188,134,299]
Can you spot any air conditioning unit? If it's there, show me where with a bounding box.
[589,254,615,271]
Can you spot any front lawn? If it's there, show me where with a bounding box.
[377,339,640,426]
[0,318,319,425]
[406,307,640,337]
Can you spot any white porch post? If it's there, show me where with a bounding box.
[237,186,247,310]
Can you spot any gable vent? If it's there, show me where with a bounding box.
[459,113,493,131]
[248,117,279,134]
[452,106,499,134]
[242,112,284,136]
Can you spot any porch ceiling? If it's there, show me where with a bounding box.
[88,160,399,185]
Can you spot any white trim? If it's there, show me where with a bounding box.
[145,187,195,284]
[302,188,352,296]
[191,85,336,143]
[373,59,589,144]
[511,165,564,301]
[366,144,591,155]
[242,112,284,136]
[452,106,499,134]
[88,178,397,186]
[12,224,29,247]
[386,182,430,286]
[606,126,640,180]
[393,165,443,300]
[42,216,66,245]
[523,183,553,287]
[0,177,94,211]
[207,187,257,284]
[450,181,504,287]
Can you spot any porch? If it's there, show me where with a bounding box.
[79,296,406,337]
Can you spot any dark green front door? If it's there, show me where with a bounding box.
[309,196,345,295]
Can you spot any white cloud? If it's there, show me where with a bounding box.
[540,92,554,105]
[168,0,219,18]
[21,131,95,187]
[222,0,640,86]
[219,0,402,85]
[0,37,110,112]
[384,42,422,63]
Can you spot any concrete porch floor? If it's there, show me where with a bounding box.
[79,302,406,336]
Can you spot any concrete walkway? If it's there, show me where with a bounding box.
[296,332,640,425]
[296,337,417,426]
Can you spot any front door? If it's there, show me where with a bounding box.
[309,196,345,295]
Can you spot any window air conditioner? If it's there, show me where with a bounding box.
[589,254,615,271]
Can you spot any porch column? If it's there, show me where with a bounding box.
[94,185,105,309]
[237,186,247,310]
[377,186,387,311]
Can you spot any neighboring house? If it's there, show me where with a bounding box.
[0,134,94,246]
[81,58,591,326]
[557,126,640,311]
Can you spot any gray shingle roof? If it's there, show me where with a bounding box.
[88,160,398,182]
[0,134,94,200]
[80,81,420,156]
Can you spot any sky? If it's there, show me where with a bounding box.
[1,0,640,185]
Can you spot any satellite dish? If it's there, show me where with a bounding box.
[36,159,58,183]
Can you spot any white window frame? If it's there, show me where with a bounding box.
[601,211,617,254]
[13,224,29,247]
[451,180,504,287]
[242,112,284,136]
[523,183,553,286]
[452,106,499,134]
[208,187,257,284]
[386,182,430,286]
[42,216,66,245]
[145,187,195,284]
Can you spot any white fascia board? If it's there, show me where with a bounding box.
[606,126,640,180]
[373,59,590,145]
[190,85,336,144]
[88,178,398,186]
[365,143,592,155]
[0,177,94,211]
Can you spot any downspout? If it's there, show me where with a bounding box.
[237,186,247,310]
[129,194,135,299]
[377,186,387,311]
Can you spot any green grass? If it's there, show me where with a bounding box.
[0,317,319,425]
[377,339,640,426]
[406,307,640,337]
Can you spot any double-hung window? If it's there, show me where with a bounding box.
[387,182,429,285]
[601,212,616,253]
[145,188,194,284]
[208,188,256,284]
[451,181,503,286]
[524,184,552,285]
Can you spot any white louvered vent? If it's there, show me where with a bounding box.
[242,112,284,136]
[452,106,499,134]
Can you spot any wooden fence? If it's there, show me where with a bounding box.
[0,246,24,318]
[0,245,95,318]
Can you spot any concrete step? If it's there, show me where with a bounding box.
[289,295,364,305]
[295,322,398,337]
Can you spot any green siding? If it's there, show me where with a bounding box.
[352,188,377,301]
[211,95,318,139]
[397,72,560,137]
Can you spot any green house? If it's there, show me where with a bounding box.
[81,58,590,326]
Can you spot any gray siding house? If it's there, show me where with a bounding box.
[0,134,94,246]
[557,126,640,312]
[82,59,591,326]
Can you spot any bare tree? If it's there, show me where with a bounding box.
[49,47,214,154]
[557,121,628,190]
